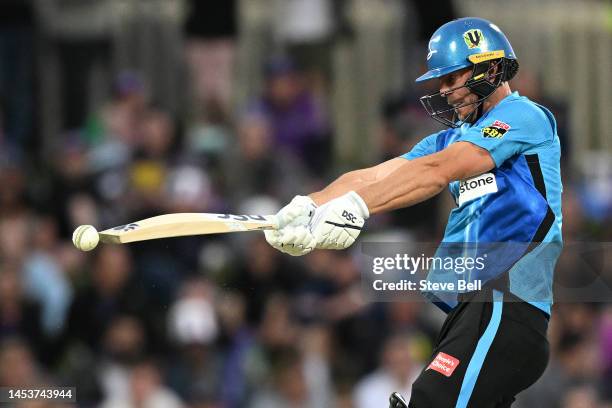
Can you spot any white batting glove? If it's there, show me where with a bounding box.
[264,225,316,256]
[310,191,369,250]
[275,195,317,228]
[264,195,317,256]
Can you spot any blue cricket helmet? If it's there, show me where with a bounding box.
[416,17,517,83]
[416,17,519,128]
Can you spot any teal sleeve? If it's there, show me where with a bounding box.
[401,132,440,160]
[459,103,554,167]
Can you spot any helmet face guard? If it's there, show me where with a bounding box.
[419,58,516,128]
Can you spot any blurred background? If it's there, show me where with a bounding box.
[0,0,610,407]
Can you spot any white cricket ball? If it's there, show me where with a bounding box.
[72,225,100,251]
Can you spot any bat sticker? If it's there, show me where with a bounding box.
[113,223,139,232]
[217,214,267,221]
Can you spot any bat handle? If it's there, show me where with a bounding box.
[269,215,280,230]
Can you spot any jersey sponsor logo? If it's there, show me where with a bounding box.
[458,173,498,206]
[482,120,511,138]
[427,352,460,377]
[463,29,484,49]
[492,120,510,130]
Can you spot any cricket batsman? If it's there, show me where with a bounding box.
[265,17,562,407]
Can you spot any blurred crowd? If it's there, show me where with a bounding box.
[0,1,611,407]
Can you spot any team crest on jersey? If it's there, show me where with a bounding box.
[463,29,484,49]
[482,120,511,138]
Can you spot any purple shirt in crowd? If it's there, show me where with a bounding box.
[250,91,328,157]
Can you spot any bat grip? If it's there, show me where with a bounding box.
[269,215,280,230]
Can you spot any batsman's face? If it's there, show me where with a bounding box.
[438,68,477,120]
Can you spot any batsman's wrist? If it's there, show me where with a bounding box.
[307,192,323,206]
[345,191,370,219]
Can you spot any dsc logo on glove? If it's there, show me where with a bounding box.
[342,210,357,223]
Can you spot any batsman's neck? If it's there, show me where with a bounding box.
[483,82,512,113]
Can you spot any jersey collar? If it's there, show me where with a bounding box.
[474,91,521,127]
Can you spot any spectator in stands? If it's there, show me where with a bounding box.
[353,332,422,407]
[224,112,311,204]
[232,236,302,325]
[22,216,72,338]
[248,56,331,174]
[127,107,178,215]
[87,71,147,174]
[98,315,148,402]
[101,359,185,408]
[516,312,602,407]
[183,0,237,113]
[62,245,146,352]
[271,0,336,91]
[217,291,259,408]
[0,266,45,359]
[598,306,612,403]
[0,337,41,388]
[166,279,222,405]
[249,346,329,408]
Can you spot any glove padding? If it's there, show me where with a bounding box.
[264,195,317,256]
[275,195,317,228]
[264,225,316,256]
[310,191,368,250]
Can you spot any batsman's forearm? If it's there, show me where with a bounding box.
[356,160,449,215]
[309,169,374,205]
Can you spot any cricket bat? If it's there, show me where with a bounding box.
[98,213,279,244]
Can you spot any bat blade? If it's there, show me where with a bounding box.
[99,213,278,244]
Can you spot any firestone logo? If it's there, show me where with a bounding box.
[457,172,499,206]
[459,175,495,194]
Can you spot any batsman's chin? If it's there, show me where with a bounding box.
[455,107,470,120]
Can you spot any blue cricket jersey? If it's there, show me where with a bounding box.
[402,92,563,314]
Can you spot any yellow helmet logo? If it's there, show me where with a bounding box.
[463,29,484,49]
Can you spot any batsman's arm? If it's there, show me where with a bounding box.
[309,157,406,205]
[309,141,494,214]
[357,141,494,214]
